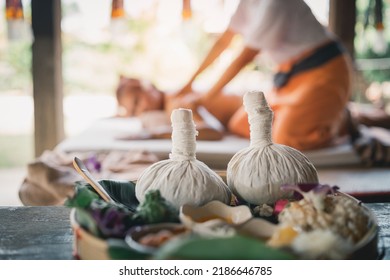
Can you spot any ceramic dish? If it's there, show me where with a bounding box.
[236,218,278,240]
[179,200,278,239]
[337,192,379,259]
[180,200,252,226]
[70,208,110,260]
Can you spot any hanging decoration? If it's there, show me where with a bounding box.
[374,0,384,30]
[362,0,387,55]
[6,0,23,20]
[5,0,26,41]
[182,0,192,21]
[373,0,387,54]
[111,0,125,19]
[110,0,127,39]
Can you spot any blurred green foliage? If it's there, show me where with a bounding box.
[356,44,390,83]
[0,135,33,168]
[355,0,390,83]
[0,41,31,92]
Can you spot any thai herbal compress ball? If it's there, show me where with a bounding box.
[227,91,318,205]
[136,108,231,210]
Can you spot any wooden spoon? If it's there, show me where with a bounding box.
[72,157,115,203]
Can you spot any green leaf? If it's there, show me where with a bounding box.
[107,239,149,260]
[155,235,295,260]
[98,180,139,212]
[65,182,99,208]
[132,189,179,224]
[66,179,139,212]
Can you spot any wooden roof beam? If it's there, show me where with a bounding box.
[328,0,357,58]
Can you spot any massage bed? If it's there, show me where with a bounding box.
[55,117,390,202]
[56,117,361,169]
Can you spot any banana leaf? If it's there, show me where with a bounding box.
[67,179,139,212]
[155,235,295,260]
[97,179,139,212]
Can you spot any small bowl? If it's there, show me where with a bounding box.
[180,200,252,225]
[125,223,188,254]
[70,209,110,260]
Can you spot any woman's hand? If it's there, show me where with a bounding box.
[165,92,206,124]
[166,92,202,112]
[174,83,193,98]
[179,92,203,108]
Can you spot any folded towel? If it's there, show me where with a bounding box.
[19,149,158,206]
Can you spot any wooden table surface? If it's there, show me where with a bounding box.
[0,206,73,260]
[0,204,389,260]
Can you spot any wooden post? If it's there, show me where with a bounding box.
[328,0,356,58]
[31,0,64,157]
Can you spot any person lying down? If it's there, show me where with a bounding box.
[115,76,235,141]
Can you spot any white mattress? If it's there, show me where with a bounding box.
[56,117,361,169]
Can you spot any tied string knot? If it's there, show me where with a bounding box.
[248,111,273,147]
[170,121,198,161]
[243,91,273,147]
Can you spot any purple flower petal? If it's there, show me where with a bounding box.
[85,155,102,173]
[280,183,339,211]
